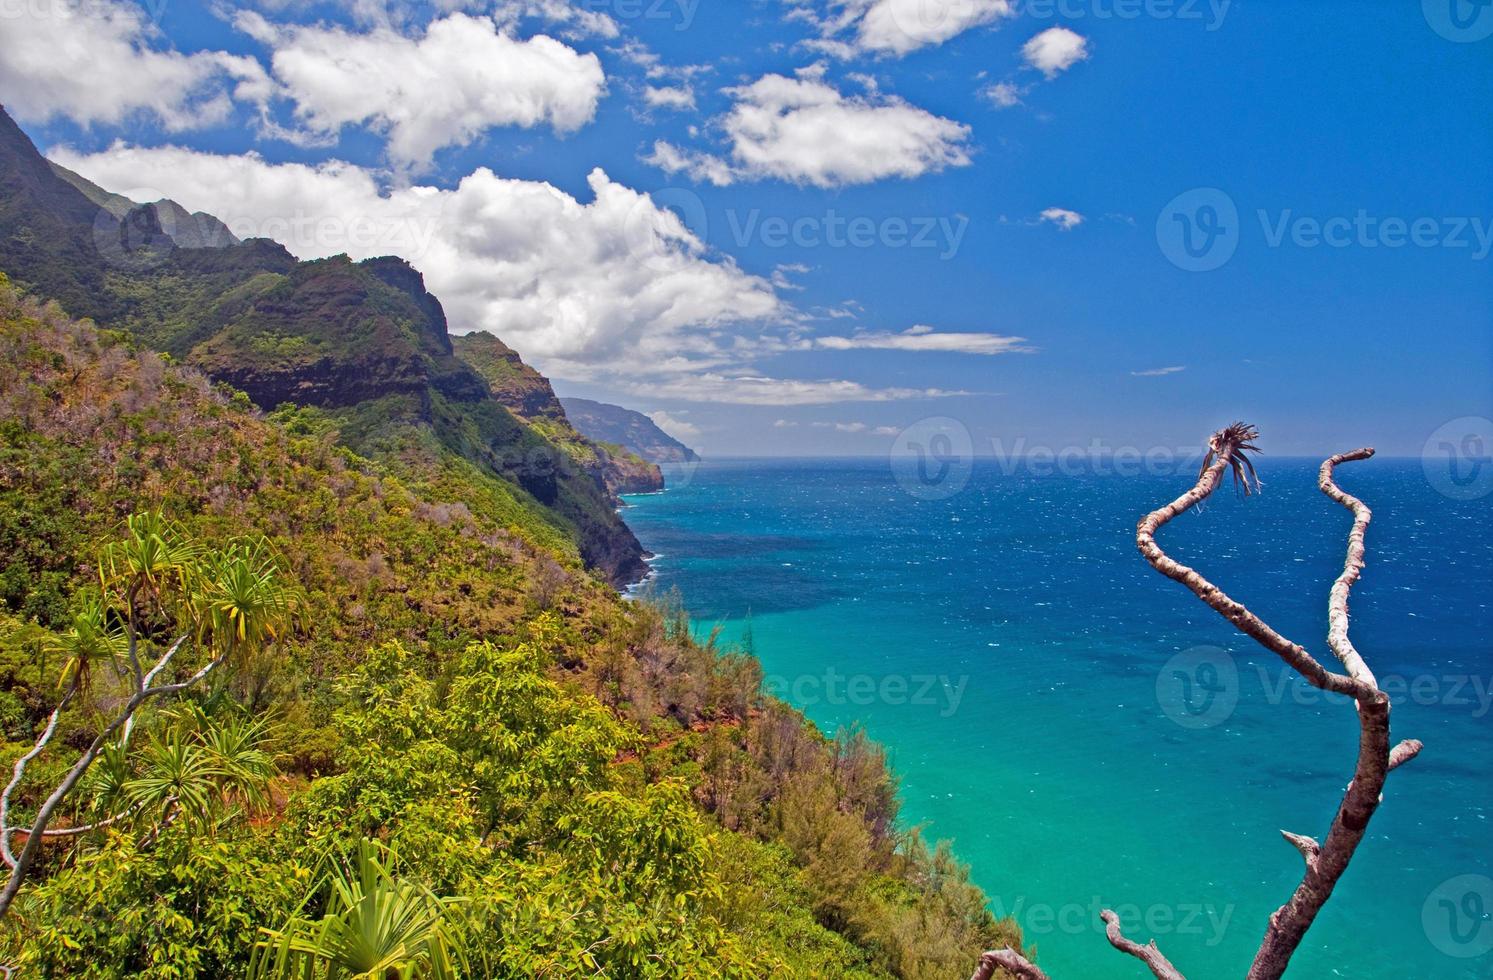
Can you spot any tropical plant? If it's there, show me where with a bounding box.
[0,514,299,918]
[249,840,468,980]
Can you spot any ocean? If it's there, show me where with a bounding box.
[620,456,1492,979]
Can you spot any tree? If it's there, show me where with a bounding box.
[0,513,297,919]
[971,424,1422,980]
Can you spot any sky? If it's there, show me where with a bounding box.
[2,0,1490,457]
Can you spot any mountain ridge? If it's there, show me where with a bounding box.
[0,105,647,585]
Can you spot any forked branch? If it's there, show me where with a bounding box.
[970,424,1423,980]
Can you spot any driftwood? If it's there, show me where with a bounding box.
[971,424,1421,979]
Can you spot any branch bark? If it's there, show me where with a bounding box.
[970,949,1051,980]
[1102,910,1186,980]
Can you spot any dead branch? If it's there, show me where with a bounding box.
[1102,910,1186,980]
[973,425,1425,980]
[970,948,1051,980]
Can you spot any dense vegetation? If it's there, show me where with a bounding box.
[0,277,1026,976]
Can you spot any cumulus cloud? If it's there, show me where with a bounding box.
[1039,207,1083,230]
[646,71,972,188]
[51,143,780,383]
[1022,27,1090,78]
[795,0,1014,57]
[1131,366,1186,377]
[0,0,270,130]
[643,85,697,111]
[236,11,605,170]
[815,326,1032,355]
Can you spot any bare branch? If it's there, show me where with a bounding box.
[1136,426,1362,699]
[1388,739,1422,771]
[970,949,1052,980]
[0,647,225,920]
[1101,910,1187,980]
[120,634,188,748]
[1279,831,1320,865]
[0,682,77,869]
[1318,449,1377,685]
[1248,444,1407,980]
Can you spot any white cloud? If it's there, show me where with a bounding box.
[644,85,697,111]
[1022,27,1090,78]
[647,410,702,442]
[51,144,781,384]
[238,12,605,170]
[981,81,1022,108]
[797,0,1014,57]
[1131,366,1186,377]
[647,72,972,188]
[1039,207,1083,231]
[620,374,965,406]
[0,0,270,130]
[815,326,1032,355]
[494,0,622,39]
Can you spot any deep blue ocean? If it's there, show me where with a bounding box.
[620,457,1492,979]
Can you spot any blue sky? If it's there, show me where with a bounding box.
[4,0,1490,457]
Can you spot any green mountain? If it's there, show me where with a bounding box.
[0,105,646,586]
[562,396,701,463]
[454,332,664,496]
[0,104,1026,978]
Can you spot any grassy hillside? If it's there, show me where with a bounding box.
[0,276,1026,977]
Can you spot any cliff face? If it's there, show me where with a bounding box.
[454,332,665,498]
[0,106,647,586]
[561,397,700,464]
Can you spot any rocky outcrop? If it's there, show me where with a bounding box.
[454,333,665,499]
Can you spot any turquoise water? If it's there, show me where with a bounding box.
[621,458,1492,979]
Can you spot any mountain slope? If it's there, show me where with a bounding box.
[454,332,664,496]
[0,106,646,585]
[0,274,1025,978]
[562,396,700,464]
